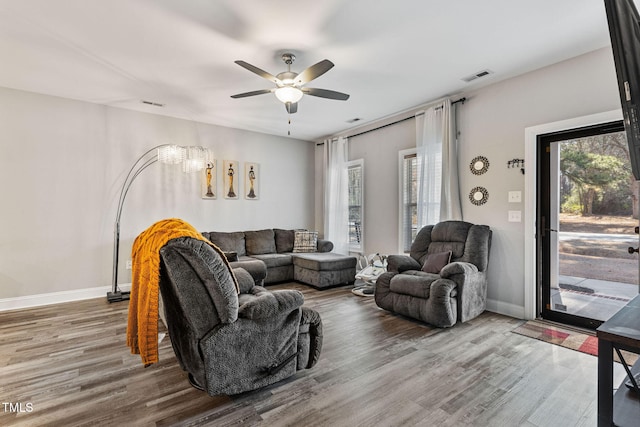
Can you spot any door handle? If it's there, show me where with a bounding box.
[540,216,558,238]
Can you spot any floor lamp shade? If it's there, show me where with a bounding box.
[107,144,212,303]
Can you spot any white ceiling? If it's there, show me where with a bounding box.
[0,0,623,141]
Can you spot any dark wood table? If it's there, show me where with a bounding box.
[597,294,640,427]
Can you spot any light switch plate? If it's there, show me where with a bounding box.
[508,191,522,203]
[508,210,522,222]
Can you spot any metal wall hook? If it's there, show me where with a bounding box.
[507,158,525,174]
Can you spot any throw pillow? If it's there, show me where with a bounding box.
[421,251,452,274]
[293,231,318,253]
[223,251,238,262]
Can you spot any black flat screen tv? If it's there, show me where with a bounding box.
[605,0,640,179]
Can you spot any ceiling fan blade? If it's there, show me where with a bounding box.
[230,88,274,99]
[285,102,298,114]
[295,59,334,85]
[234,60,282,84]
[302,87,350,101]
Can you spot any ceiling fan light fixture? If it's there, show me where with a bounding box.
[275,86,303,104]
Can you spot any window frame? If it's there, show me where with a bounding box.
[398,148,418,253]
[347,159,364,253]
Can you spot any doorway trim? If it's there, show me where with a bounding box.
[523,109,622,320]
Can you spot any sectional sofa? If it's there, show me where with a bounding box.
[201,228,357,289]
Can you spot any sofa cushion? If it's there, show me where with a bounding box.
[293,231,318,253]
[245,229,276,255]
[421,251,451,274]
[250,253,294,268]
[207,231,246,257]
[274,228,296,253]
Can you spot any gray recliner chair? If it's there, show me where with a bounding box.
[375,221,491,327]
[158,236,323,395]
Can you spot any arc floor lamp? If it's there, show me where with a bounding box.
[107,144,211,303]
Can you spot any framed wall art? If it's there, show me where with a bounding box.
[201,160,217,199]
[245,162,259,200]
[223,160,239,199]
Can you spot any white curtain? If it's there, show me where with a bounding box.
[440,100,462,221]
[324,136,350,254]
[415,99,462,228]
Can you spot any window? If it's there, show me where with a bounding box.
[347,159,364,252]
[399,149,418,252]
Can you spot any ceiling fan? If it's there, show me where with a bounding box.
[230,53,350,114]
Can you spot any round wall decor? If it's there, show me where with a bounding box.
[470,156,489,175]
[469,186,489,206]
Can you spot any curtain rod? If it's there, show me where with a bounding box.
[343,97,466,140]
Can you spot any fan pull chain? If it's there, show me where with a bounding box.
[288,116,291,136]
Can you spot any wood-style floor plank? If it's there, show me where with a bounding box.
[0,283,623,426]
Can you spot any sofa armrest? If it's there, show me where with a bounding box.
[238,289,304,320]
[387,255,421,273]
[317,239,333,253]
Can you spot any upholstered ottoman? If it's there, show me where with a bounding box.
[293,253,357,289]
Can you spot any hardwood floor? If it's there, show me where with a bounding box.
[0,283,623,426]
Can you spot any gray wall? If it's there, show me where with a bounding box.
[332,47,622,317]
[347,119,416,255]
[0,87,315,300]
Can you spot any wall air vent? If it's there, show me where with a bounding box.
[461,69,494,83]
[141,100,165,107]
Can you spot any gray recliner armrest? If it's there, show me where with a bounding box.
[238,289,304,320]
[200,298,302,395]
[439,261,486,323]
[440,261,479,278]
[298,306,323,369]
[233,267,256,294]
[387,254,421,273]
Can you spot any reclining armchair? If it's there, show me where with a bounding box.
[375,221,491,327]
[158,236,323,395]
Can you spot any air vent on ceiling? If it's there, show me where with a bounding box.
[141,100,165,107]
[461,69,494,83]
[347,118,363,123]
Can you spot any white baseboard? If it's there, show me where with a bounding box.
[2,287,527,319]
[486,298,525,320]
[0,283,132,312]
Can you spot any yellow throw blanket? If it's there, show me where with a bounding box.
[126,218,238,366]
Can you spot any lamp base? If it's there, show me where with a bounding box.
[107,290,130,303]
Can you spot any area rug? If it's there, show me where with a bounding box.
[512,320,638,365]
